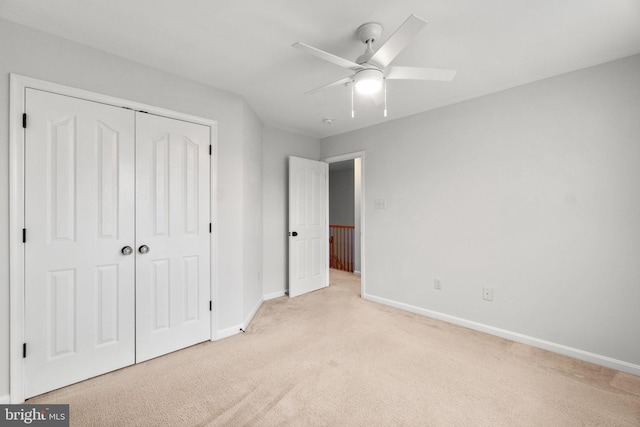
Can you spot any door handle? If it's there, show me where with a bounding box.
[138,245,150,254]
[121,246,133,256]
[290,231,298,237]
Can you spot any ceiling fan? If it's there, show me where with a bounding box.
[293,14,456,116]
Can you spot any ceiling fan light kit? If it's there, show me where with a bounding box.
[354,68,383,94]
[293,14,456,118]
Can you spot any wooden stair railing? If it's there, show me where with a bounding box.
[329,224,355,272]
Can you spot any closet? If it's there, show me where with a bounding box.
[22,88,212,398]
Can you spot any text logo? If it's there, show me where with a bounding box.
[1,405,69,427]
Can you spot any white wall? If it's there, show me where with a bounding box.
[0,19,264,398]
[262,127,321,298]
[321,55,640,373]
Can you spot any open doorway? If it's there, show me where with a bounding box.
[328,160,358,273]
[323,152,365,297]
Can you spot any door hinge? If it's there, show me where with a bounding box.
[209,223,212,233]
[209,301,212,311]
[23,343,26,358]
[209,145,212,156]
[22,228,26,243]
[22,113,27,129]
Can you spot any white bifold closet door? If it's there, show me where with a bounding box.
[134,113,211,363]
[24,89,211,398]
[24,89,136,398]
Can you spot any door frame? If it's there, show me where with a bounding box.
[8,74,218,403]
[322,151,366,298]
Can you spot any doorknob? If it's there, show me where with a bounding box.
[138,245,150,254]
[290,231,298,237]
[121,246,133,256]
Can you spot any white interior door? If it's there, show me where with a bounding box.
[135,113,211,362]
[288,156,329,297]
[24,89,136,398]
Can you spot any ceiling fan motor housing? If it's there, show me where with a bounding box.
[356,22,383,64]
[357,22,383,44]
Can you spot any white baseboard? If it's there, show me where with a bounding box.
[215,297,264,340]
[244,297,263,329]
[215,324,244,340]
[363,293,640,377]
[354,270,361,276]
[0,394,10,404]
[263,290,286,301]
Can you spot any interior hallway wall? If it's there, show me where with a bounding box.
[0,18,264,399]
[329,164,355,226]
[321,54,640,373]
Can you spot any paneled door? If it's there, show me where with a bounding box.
[288,156,329,297]
[24,89,136,398]
[135,113,211,362]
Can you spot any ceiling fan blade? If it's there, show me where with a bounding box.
[305,76,353,95]
[386,66,456,81]
[293,42,363,71]
[368,15,428,69]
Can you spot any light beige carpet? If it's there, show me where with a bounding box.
[29,269,640,426]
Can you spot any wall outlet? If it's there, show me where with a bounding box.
[483,287,493,301]
[434,279,441,290]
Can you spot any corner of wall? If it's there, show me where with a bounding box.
[241,98,265,325]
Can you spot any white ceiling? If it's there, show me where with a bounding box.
[2,0,639,139]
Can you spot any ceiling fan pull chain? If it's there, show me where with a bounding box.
[351,83,355,118]
[384,78,388,118]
